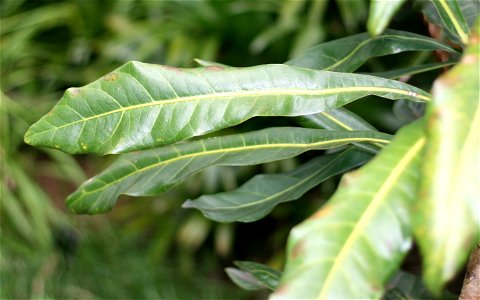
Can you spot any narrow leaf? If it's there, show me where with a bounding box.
[271,120,425,299]
[184,148,372,223]
[367,61,455,79]
[432,0,471,44]
[225,268,267,291]
[66,127,391,214]
[286,29,458,71]
[24,63,429,155]
[413,26,480,292]
[368,0,407,36]
[296,107,382,153]
[233,261,282,290]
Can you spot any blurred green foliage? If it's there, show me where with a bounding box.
[0,0,450,298]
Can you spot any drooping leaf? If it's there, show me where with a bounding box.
[296,107,382,153]
[368,0,407,36]
[286,29,458,71]
[24,63,430,155]
[66,127,391,214]
[413,25,480,293]
[231,261,282,291]
[271,120,425,299]
[184,148,372,223]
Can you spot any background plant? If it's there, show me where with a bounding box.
[3,0,479,299]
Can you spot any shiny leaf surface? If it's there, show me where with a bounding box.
[296,107,382,153]
[271,121,425,299]
[413,27,480,292]
[24,63,429,155]
[286,29,457,71]
[183,148,372,222]
[67,127,391,214]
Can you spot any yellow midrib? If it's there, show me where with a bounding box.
[437,0,469,44]
[72,137,389,202]
[28,86,430,139]
[317,136,426,299]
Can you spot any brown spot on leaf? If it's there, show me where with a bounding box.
[205,66,225,72]
[291,240,306,260]
[103,73,118,81]
[163,66,183,73]
[312,205,332,219]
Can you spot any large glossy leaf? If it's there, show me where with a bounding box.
[24,63,429,155]
[367,0,407,36]
[286,29,457,71]
[183,148,372,223]
[66,127,391,214]
[367,61,455,79]
[271,120,425,299]
[413,26,480,293]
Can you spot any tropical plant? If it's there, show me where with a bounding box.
[23,0,479,299]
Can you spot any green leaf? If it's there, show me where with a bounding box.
[368,0,407,36]
[432,0,471,44]
[415,0,479,46]
[225,268,268,291]
[66,127,391,214]
[413,26,480,292]
[24,63,429,155]
[367,61,455,79]
[271,120,425,299]
[296,107,382,153]
[232,261,282,290]
[286,29,458,71]
[383,271,456,300]
[184,148,372,223]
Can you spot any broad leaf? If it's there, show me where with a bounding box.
[271,121,425,299]
[184,148,372,223]
[24,63,429,155]
[413,26,480,292]
[231,261,282,290]
[286,29,457,71]
[296,107,382,153]
[66,127,391,214]
[368,0,407,36]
